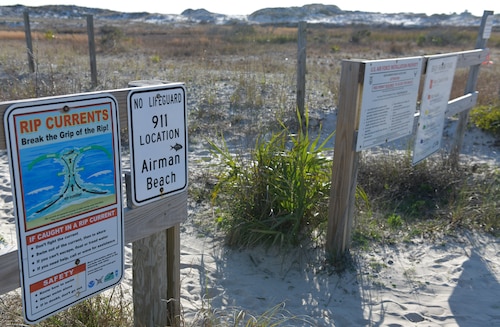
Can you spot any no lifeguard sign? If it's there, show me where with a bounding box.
[127,83,188,206]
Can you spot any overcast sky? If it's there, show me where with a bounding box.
[1,0,497,17]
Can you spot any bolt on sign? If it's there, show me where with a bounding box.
[3,93,124,324]
[127,83,188,206]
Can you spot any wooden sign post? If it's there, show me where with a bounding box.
[325,60,363,260]
[449,11,493,166]
[326,11,493,260]
[127,80,186,327]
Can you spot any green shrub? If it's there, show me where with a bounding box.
[150,54,161,63]
[255,34,296,44]
[350,29,371,44]
[469,104,500,136]
[99,25,123,53]
[209,110,334,248]
[330,44,341,53]
[415,29,475,47]
[44,30,55,40]
[416,34,426,47]
[387,213,403,229]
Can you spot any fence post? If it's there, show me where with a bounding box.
[23,10,35,73]
[167,223,181,326]
[132,228,170,326]
[128,80,181,327]
[86,15,98,88]
[296,21,307,123]
[325,60,363,260]
[449,10,493,165]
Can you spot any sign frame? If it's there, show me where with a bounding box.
[3,93,124,324]
[127,83,188,207]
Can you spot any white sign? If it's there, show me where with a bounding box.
[483,15,494,39]
[4,94,124,324]
[413,55,458,165]
[127,84,187,206]
[356,57,423,151]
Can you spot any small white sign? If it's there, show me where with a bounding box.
[413,55,458,165]
[127,84,187,206]
[483,15,494,39]
[356,57,423,151]
[4,93,124,324]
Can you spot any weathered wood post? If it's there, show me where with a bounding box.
[23,10,35,73]
[325,60,363,260]
[128,80,182,327]
[449,10,493,165]
[86,15,98,89]
[296,21,307,123]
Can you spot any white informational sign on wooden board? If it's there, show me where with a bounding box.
[483,14,494,39]
[413,55,458,165]
[356,57,423,151]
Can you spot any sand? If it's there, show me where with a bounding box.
[1,121,499,326]
[178,224,500,326]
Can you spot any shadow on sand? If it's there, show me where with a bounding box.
[449,249,500,326]
[209,246,367,326]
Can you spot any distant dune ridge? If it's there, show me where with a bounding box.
[0,3,498,27]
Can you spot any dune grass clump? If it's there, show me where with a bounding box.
[187,301,315,326]
[450,165,500,235]
[209,110,334,248]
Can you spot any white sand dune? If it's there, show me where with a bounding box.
[1,122,499,326]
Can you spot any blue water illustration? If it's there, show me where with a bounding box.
[19,133,117,225]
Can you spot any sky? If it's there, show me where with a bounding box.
[0,1,498,17]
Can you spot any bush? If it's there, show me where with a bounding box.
[99,25,123,53]
[350,29,371,44]
[209,110,334,248]
[469,104,500,136]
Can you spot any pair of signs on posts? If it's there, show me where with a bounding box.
[356,54,458,165]
[357,13,493,161]
[3,83,187,323]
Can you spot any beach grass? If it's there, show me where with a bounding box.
[0,15,499,326]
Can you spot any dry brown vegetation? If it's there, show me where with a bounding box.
[1,22,499,101]
[0,17,499,326]
[1,21,498,143]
